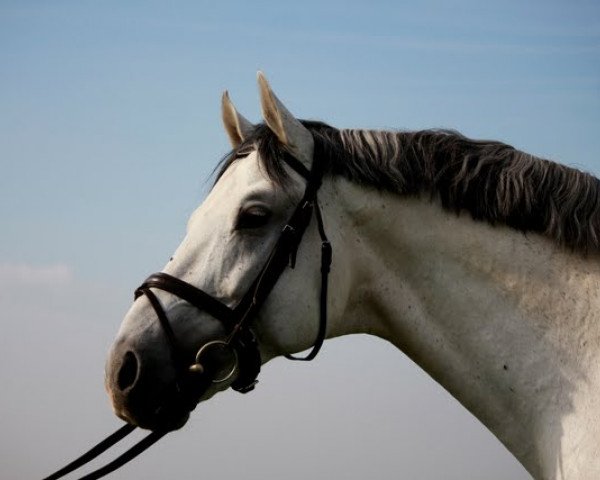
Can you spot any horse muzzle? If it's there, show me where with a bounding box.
[105,333,243,431]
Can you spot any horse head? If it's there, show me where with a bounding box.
[104,74,348,432]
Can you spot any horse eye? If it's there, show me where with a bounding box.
[236,205,272,230]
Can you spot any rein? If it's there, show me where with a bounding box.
[42,151,332,480]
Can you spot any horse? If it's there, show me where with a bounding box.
[105,73,600,480]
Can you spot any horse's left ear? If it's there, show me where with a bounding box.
[257,71,314,169]
[222,90,254,148]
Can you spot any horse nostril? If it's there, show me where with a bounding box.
[117,351,139,391]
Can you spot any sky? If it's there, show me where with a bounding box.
[1,1,599,479]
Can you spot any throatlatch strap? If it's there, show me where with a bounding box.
[285,200,331,361]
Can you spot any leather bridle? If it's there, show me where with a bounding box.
[42,149,332,480]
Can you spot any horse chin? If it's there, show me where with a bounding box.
[110,384,197,432]
[151,409,190,432]
[120,405,191,432]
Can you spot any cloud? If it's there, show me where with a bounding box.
[0,262,73,286]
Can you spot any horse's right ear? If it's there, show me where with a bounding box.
[221,91,254,148]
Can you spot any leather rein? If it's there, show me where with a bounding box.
[42,151,332,480]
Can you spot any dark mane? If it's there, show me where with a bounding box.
[217,121,600,253]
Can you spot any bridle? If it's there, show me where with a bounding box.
[133,150,331,397]
[42,148,332,480]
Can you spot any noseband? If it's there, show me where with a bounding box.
[43,151,332,480]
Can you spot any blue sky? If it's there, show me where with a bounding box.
[1,1,598,479]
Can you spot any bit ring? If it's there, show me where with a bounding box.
[193,340,238,383]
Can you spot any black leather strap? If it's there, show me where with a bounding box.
[281,152,311,180]
[136,274,235,328]
[77,431,166,480]
[138,288,187,375]
[42,424,136,480]
[285,201,331,361]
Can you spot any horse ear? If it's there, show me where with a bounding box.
[221,90,254,148]
[257,71,314,168]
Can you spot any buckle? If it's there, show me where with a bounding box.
[282,224,296,235]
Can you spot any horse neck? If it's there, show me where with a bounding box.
[325,178,600,479]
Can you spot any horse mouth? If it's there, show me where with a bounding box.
[116,400,192,432]
[112,378,202,432]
